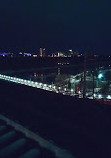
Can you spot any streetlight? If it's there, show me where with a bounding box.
[97,73,103,87]
[98,73,103,79]
[97,73,104,98]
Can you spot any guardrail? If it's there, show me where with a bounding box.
[0,114,74,158]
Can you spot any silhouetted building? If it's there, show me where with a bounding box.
[40,48,45,57]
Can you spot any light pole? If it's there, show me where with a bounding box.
[97,73,103,98]
[83,54,87,98]
[92,71,95,99]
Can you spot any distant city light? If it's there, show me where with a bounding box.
[24,53,31,56]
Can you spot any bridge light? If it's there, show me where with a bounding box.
[49,85,52,88]
[53,86,56,89]
[39,83,42,86]
[94,94,96,97]
[64,88,67,91]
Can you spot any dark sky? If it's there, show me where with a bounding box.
[0,0,111,54]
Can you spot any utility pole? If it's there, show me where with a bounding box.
[92,55,96,99]
[92,71,95,99]
[83,53,87,98]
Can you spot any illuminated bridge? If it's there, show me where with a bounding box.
[0,74,73,96]
[0,74,58,90]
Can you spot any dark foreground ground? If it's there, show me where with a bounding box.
[0,118,57,158]
[0,80,111,158]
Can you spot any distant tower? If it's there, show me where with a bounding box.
[58,68,60,75]
[41,74,44,82]
[43,48,45,57]
[40,48,43,57]
[40,48,45,57]
[34,73,36,77]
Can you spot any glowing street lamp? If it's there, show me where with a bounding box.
[98,94,102,99]
[107,95,111,99]
[98,73,103,79]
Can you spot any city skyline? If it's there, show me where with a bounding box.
[0,1,111,54]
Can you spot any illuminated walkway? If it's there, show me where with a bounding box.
[0,74,63,94]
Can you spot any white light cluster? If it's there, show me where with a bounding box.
[0,74,57,92]
[107,95,111,99]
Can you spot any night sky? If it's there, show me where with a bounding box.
[0,0,111,54]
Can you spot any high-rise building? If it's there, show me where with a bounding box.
[40,48,43,57]
[39,48,45,57]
